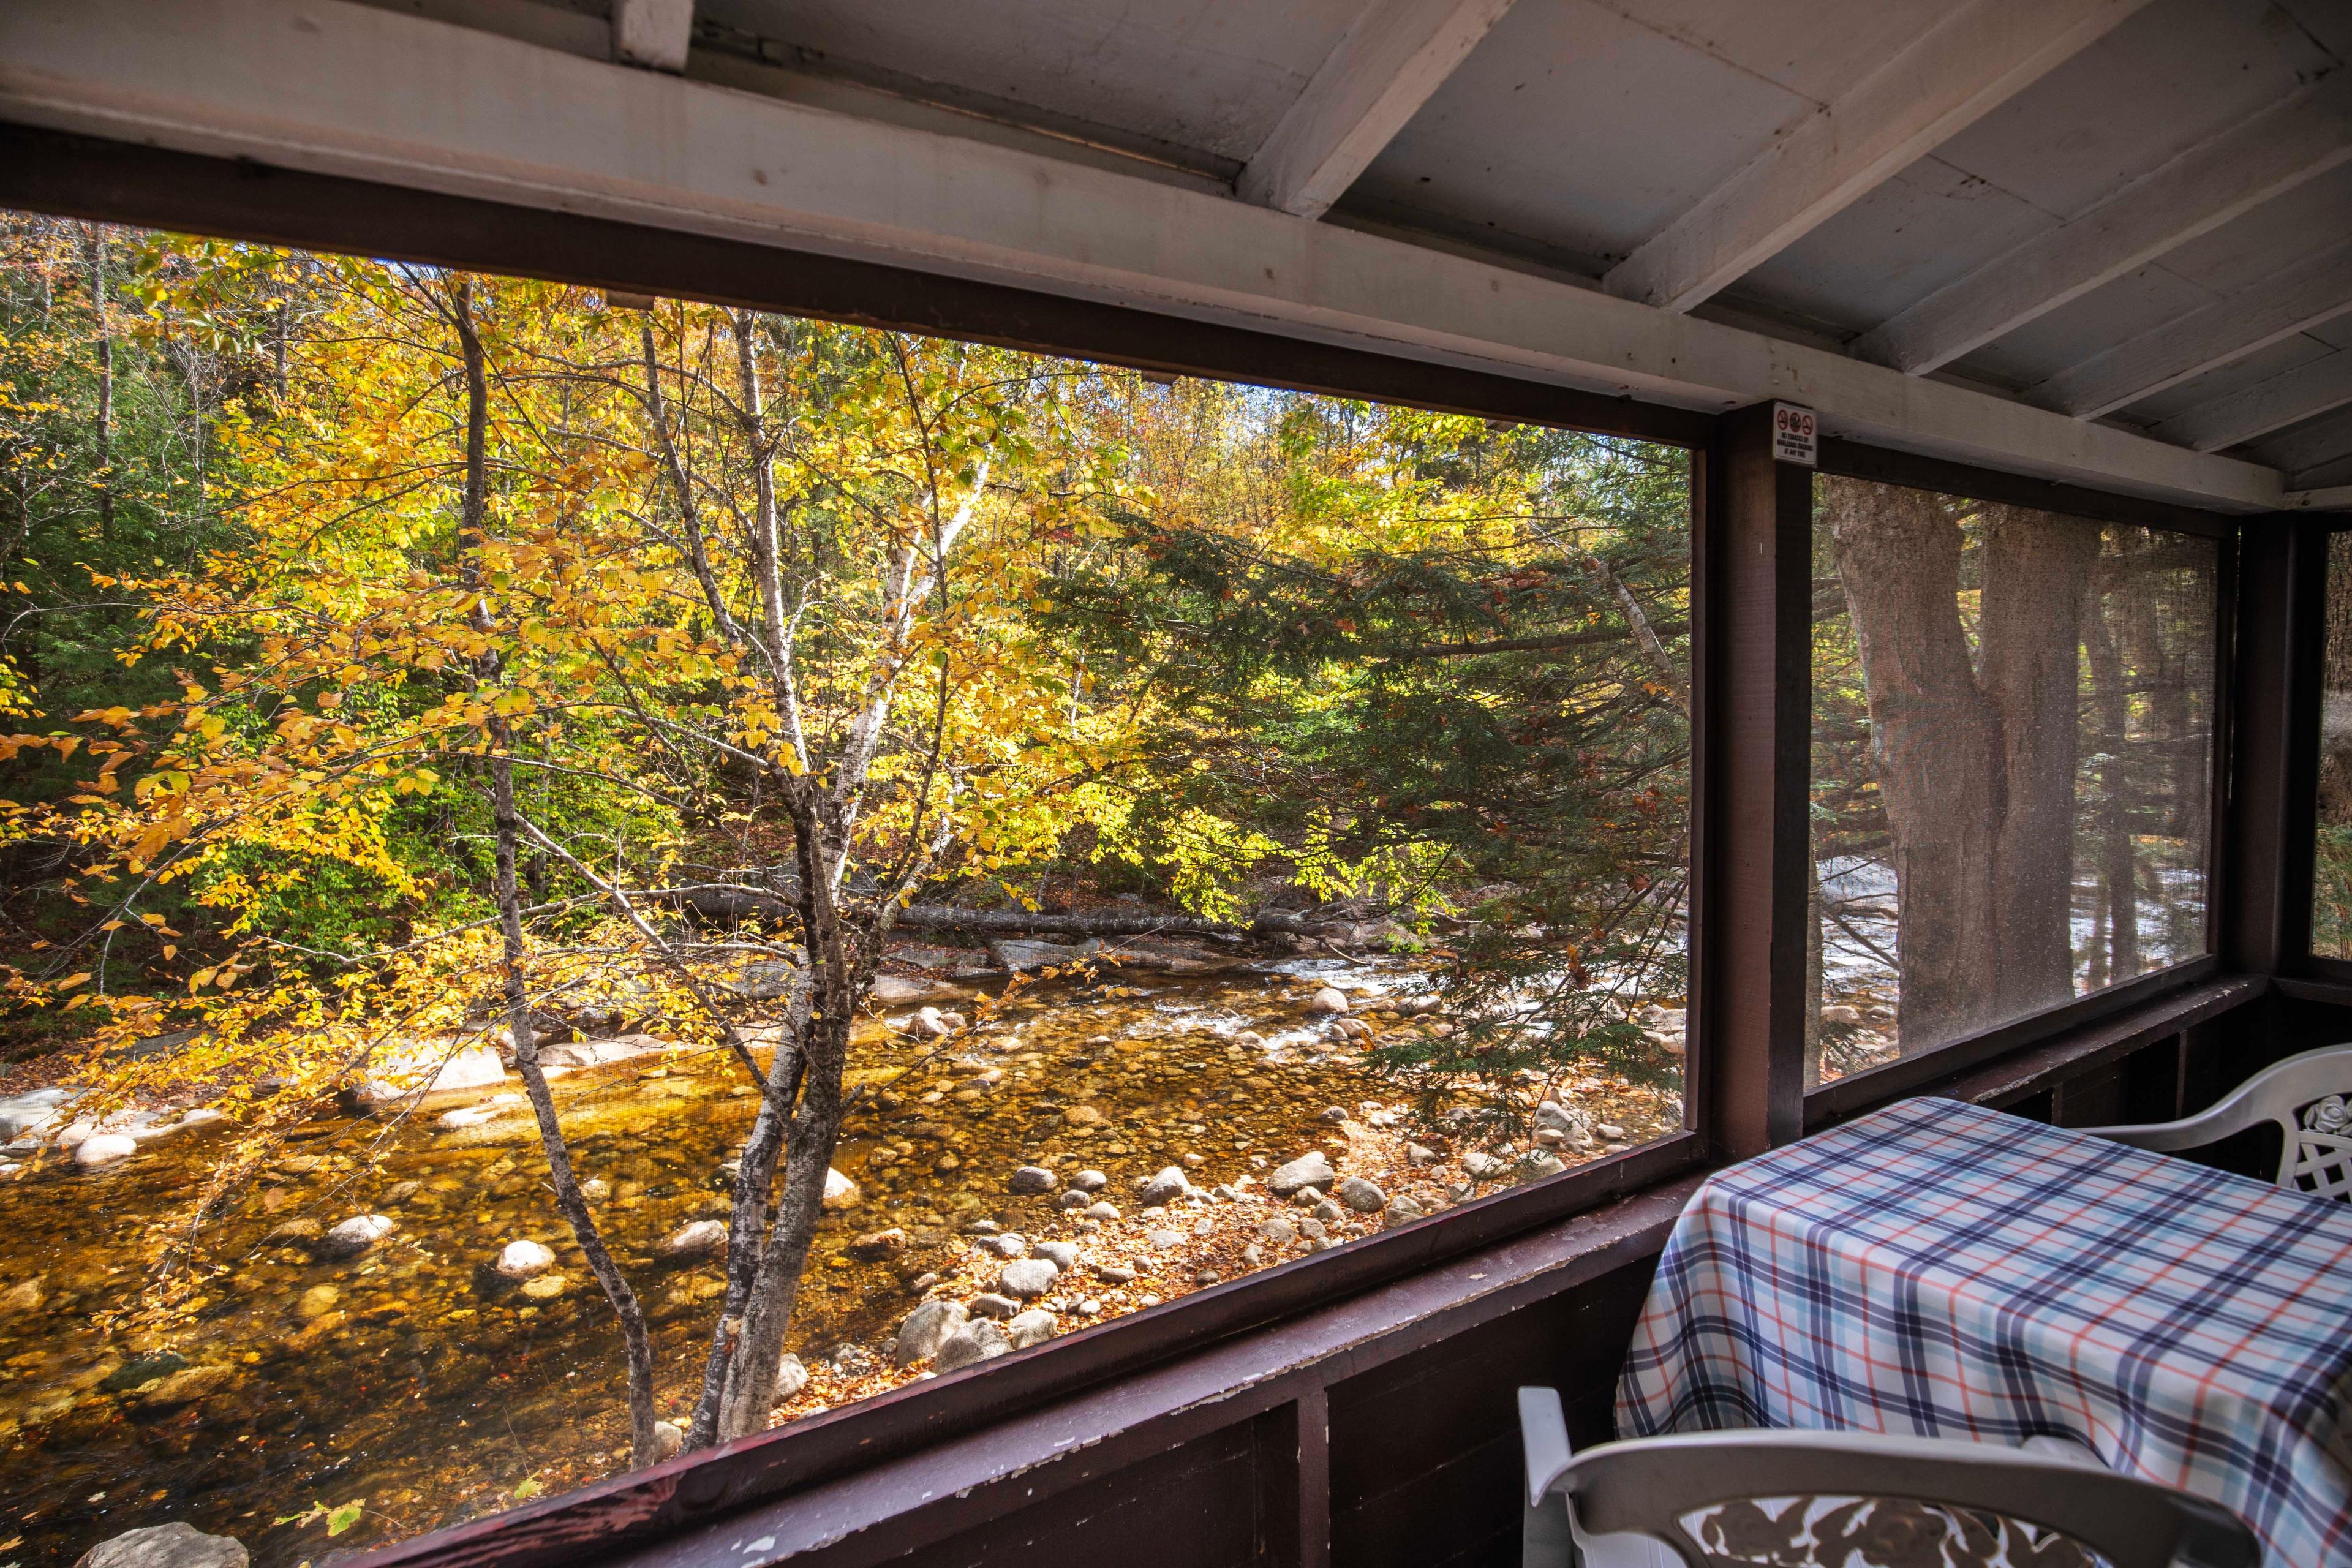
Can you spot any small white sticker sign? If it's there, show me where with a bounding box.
[1773,402,1818,467]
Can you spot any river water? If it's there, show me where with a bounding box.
[0,957,1679,1566]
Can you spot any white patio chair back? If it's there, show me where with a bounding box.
[2078,1042,2352,1201]
[1518,1387,2259,1568]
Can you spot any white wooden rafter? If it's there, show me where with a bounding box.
[1600,0,2153,314]
[2149,352,2352,454]
[1853,77,2352,377]
[2026,240,2352,420]
[611,0,693,73]
[1237,0,1517,220]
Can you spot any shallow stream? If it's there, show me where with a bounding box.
[0,956,1676,1566]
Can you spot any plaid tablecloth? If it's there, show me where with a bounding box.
[1618,1096,2352,1567]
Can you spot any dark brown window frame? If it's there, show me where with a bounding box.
[0,120,2285,1568]
[2280,517,2352,979]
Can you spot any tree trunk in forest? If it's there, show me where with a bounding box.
[1978,505,2097,1016]
[1822,480,2097,1054]
[449,278,662,1468]
[2082,564,2139,984]
[1823,482,2000,1052]
[81,225,113,540]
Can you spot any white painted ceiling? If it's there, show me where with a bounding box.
[245,0,2352,487]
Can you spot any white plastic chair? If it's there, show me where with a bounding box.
[1518,1387,2258,1568]
[2079,1042,2352,1202]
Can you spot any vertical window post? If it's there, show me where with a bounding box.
[2223,518,2304,975]
[1695,405,1810,1156]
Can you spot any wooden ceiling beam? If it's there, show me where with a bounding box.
[610,0,692,73]
[1602,0,2152,314]
[1235,0,1515,220]
[2150,350,2352,454]
[2026,240,2352,419]
[1854,78,2352,376]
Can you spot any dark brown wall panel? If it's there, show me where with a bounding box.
[894,1425,1265,1568]
[1326,1261,1656,1568]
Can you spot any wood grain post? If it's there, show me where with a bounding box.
[1694,404,1811,1157]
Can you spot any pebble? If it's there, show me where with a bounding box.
[894,1298,970,1366]
[263,1218,323,1248]
[520,1273,568,1301]
[1008,1165,1057,1194]
[1194,1268,1221,1286]
[1385,1195,1428,1227]
[1318,1106,1349,1123]
[1191,1217,1215,1238]
[1298,1217,1328,1242]
[578,1178,611,1201]
[1243,1244,1263,1265]
[1259,1218,1296,1243]
[968,1292,1022,1319]
[1517,1150,1568,1181]
[1079,1297,1102,1315]
[1005,1309,1057,1349]
[1055,1189,1093,1209]
[1092,1264,1138,1284]
[435,1106,500,1131]
[1291,1187,1324,1208]
[1335,1177,1387,1213]
[974,1232,1027,1259]
[998,1259,1060,1298]
[654,1219,729,1264]
[71,1521,249,1568]
[910,1272,942,1293]
[1033,1240,1080,1270]
[652,1420,684,1461]
[496,1240,556,1281]
[1148,1229,1186,1251]
[823,1168,860,1210]
[1461,1152,1504,1182]
[315,1215,394,1261]
[1082,1201,1121,1223]
[1406,1142,1439,1164]
[1311,1199,1346,1224]
[296,1284,341,1321]
[848,1227,908,1261]
[934,1321,1011,1371]
[1070,1169,1109,1193]
[773,1352,809,1403]
[1306,987,1349,1016]
[1267,1151,1336,1197]
[1595,1123,1627,1142]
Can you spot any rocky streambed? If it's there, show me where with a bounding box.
[0,956,1679,1567]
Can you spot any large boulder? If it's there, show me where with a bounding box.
[998,1259,1060,1298]
[1137,1166,1190,1206]
[772,1352,809,1404]
[985,938,1099,973]
[1267,1151,1336,1197]
[892,1298,970,1368]
[1005,1309,1057,1349]
[74,1133,140,1168]
[75,1523,247,1568]
[933,1320,1012,1371]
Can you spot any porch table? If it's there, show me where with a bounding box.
[1616,1095,2352,1567]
